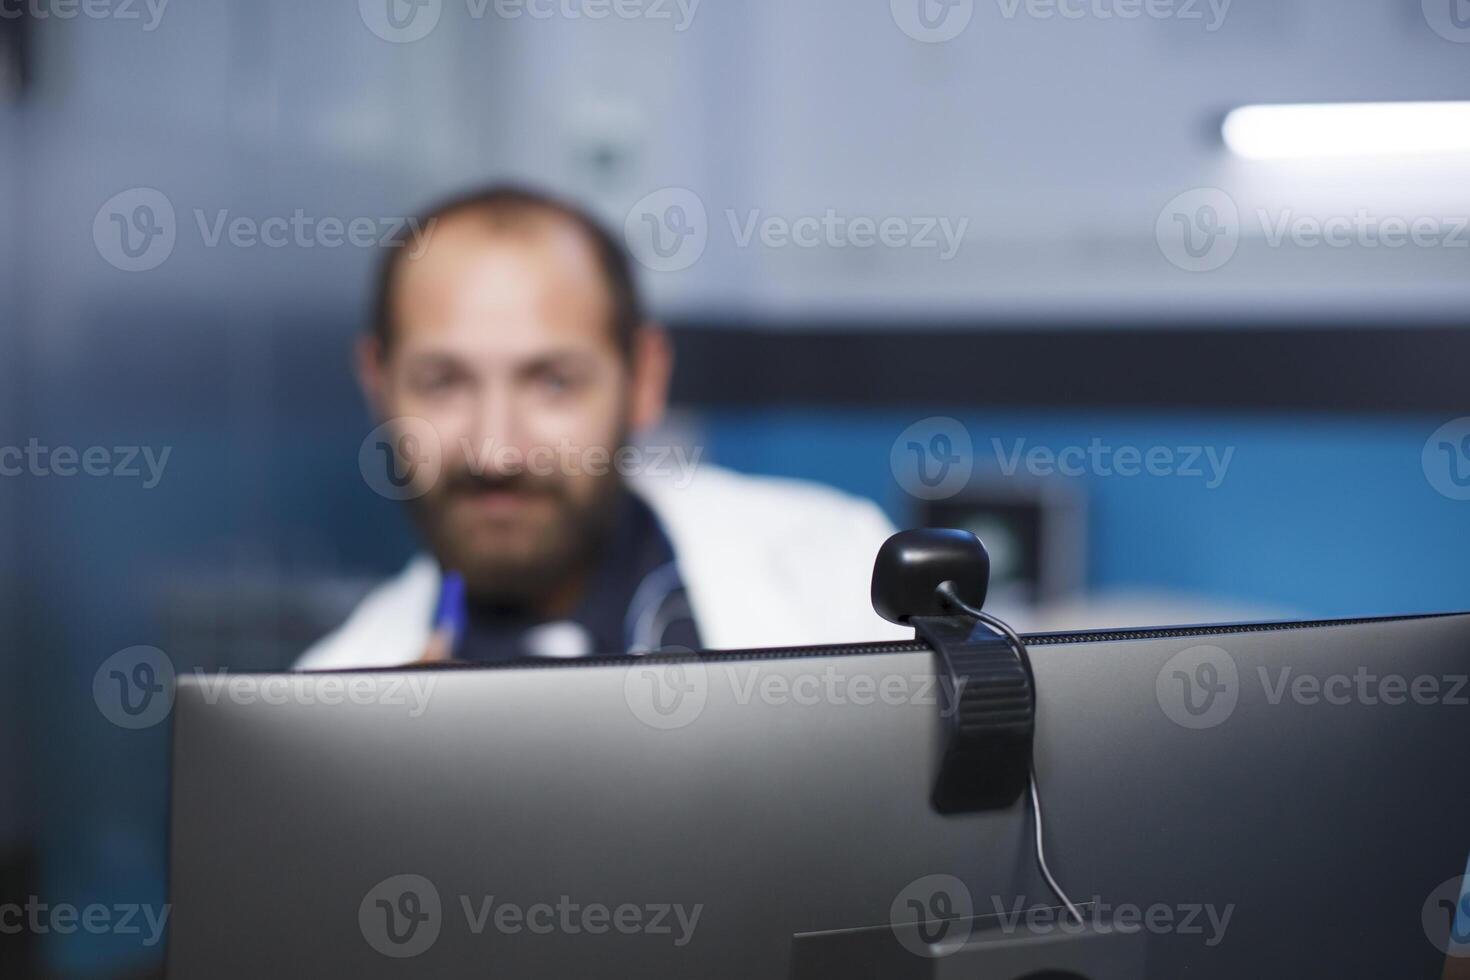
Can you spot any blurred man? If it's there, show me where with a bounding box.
[298,186,902,669]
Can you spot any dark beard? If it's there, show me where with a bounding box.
[407,462,624,611]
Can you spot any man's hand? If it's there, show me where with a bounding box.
[417,626,456,664]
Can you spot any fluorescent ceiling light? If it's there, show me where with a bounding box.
[1222,101,1470,160]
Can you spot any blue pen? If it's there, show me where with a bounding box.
[424,570,466,662]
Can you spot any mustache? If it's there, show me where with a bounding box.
[440,468,567,499]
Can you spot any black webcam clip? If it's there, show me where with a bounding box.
[871,529,1035,814]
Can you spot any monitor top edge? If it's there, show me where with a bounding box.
[173,610,1470,685]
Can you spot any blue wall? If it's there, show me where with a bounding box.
[700,407,1470,619]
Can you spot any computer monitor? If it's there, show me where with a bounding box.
[166,611,1470,978]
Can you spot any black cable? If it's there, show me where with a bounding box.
[934,581,1084,926]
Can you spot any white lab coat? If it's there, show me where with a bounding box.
[295,464,910,670]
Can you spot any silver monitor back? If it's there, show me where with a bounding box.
[167,613,1470,978]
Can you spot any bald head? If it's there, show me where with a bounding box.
[372,186,643,359]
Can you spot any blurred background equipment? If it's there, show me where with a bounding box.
[0,0,1467,975]
[0,7,29,102]
[919,477,1085,612]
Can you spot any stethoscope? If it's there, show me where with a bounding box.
[433,560,691,658]
[622,560,690,654]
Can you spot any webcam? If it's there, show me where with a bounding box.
[871,527,990,624]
